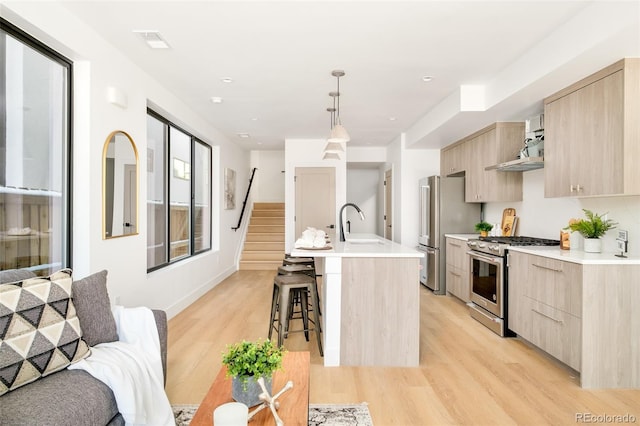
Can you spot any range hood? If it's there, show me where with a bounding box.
[485,156,544,172]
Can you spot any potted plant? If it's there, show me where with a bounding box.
[221,339,285,407]
[474,221,493,237]
[565,209,617,253]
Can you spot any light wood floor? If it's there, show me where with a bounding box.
[166,270,640,425]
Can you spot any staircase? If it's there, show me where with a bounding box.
[239,202,285,270]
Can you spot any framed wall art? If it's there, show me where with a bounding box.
[224,168,236,210]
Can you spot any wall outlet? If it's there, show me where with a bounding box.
[617,230,628,242]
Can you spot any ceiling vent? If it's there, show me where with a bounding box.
[133,30,170,49]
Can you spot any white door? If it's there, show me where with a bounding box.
[384,169,392,240]
[295,167,336,239]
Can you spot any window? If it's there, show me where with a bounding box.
[0,19,72,276]
[146,110,212,271]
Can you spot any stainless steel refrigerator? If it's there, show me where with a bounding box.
[417,176,480,294]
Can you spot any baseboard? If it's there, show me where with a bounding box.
[164,265,237,319]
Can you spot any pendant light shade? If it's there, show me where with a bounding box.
[323,152,341,160]
[324,141,345,153]
[328,124,350,143]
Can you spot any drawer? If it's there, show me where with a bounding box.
[446,238,468,271]
[446,265,469,302]
[525,297,581,371]
[524,255,582,317]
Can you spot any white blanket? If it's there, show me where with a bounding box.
[68,306,175,426]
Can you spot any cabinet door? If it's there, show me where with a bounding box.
[528,300,581,371]
[465,132,490,202]
[446,238,470,302]
[526,256,582,317]
[545,70,624,197]
[441,144,466,177]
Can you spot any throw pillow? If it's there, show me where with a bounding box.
[0,269,90,396]
[71,270,118,346]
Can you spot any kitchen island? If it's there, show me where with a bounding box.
[291,234,423,367]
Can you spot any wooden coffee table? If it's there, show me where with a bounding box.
[189,351,310,426]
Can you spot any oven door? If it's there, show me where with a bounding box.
[468,250,504,318]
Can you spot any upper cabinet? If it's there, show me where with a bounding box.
[442,122,524,203]
[440,141,467,177]
[544,59,640,198]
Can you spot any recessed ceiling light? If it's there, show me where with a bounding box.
[221,78,234,83]
[133,30,170,49]
[422,76,434,82]
[389,117,397,121]
[251,117,258,121]
[210,97,223,104]
[237,133,250,138]
[257,142,263,145]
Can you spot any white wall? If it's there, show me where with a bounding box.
[484,169,640,254]
[250,150,285,202]
[346,168,379,235]
[3,2,250,318]
[284,139,346,253]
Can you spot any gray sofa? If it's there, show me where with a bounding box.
[0,269,168,426]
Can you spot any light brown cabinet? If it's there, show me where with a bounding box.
[440,142,467,177]
[509,250,640,388]
[544,58,640,197]
[508,251,581,371]
[445,237,470,302]
[441,123,524,203]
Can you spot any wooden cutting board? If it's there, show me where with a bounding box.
[501,208,516,236]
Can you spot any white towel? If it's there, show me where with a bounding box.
[69,306,175,426]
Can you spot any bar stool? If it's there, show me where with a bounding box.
[277,264,321,318]
[268,274,323,356]
[283,255,315,269]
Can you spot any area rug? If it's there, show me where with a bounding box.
[172,402,373,425]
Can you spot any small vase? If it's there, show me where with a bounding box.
[583,238,602,253]
[232,375,272,407]
[480,231,488,237]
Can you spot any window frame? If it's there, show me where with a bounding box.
[1,17,73,272]
[146,108,212,272]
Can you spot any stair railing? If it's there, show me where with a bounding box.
[232,167,257,231]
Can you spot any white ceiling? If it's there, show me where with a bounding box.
[57,1,639,150]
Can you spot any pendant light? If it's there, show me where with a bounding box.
[324,102,344,155]
[328,70,350,143]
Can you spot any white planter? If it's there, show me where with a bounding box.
[583,238,602,253]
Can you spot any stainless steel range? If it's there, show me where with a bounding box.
[466,236,559,336]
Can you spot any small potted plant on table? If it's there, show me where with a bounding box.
[222,339,285,407]
[565,209,617,253]
[475,221,493,237]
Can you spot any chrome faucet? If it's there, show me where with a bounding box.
[339,203,365,241]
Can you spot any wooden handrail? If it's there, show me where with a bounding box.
[232,167,257,231]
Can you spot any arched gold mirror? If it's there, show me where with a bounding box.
[103,131,139,239]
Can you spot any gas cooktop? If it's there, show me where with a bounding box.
[468,236,560,256]
[478,236,560,246]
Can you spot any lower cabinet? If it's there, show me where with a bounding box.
[508,251,581,371]
[445,238,470,302]
[509,250,640,388]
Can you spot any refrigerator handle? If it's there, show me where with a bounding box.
[424,184,430,242]
[420,185,428,239]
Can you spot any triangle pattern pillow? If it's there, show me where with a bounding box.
[0,269,90,395]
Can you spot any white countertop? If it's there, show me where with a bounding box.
[291,233,424,258]
[445,233,480,241]
[507,246,640,265]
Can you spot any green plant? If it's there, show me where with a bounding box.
[474,221,493,232]
[221,339,285,386]
[565,209,617,239]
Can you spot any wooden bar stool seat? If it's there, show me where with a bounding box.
[268,274,323,356]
